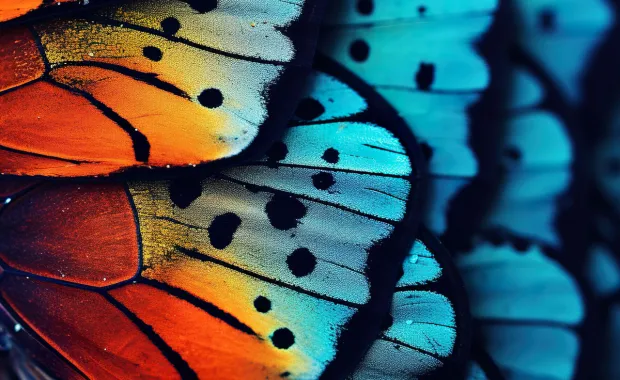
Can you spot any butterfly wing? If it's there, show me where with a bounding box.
[0,57,424,379]
[0,0,327,177]
[351,226,470,379]
[456,238,587,380]
[465,346,504,380]
[318,0,501,239]
[484,62,574,248]
[513,0,613,104]
[0,0,84,23]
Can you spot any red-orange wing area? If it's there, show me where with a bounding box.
[0,27,138,176]
[0,1,71,23]
[0,276,181,379]
[0,26,45,91]
[0,182,139,286]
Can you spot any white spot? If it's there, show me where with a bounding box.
[405,320,413,325]
[408,255,419,264]
[14,324,21,332]
[103,277,107,281]
[4,198,11,204]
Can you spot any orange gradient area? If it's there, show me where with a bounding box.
[1,276,180,379]
[143,254,318,365]
[0,0,46,22]
[142,256,280,333]
[50,66,234,167]
[110,283,305,378]
[0,0,79,22]
[0,81,137,176]
[0,183,139,286]
[0,26,44,91]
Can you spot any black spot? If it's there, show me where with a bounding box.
[208,213,241,250]
[271,328,295,349]
[381,314,394,331]
[322,148,340,164]
[357,0,373,15]
[486,230,506,246]
[607,157,620,175]
[415,63,435,91]
[198,88,223,108]
[161,17,181,35]
[266,141,288,164]
[286,248,317,277]
[265,195,307,230]
[504,146,522,161]
[183,0,217,13]
[513,237,531,252]
[169,178,202,208]
[539,9,556,32]
[311,172,335,191]
[281,372,291,378]
[349,39,370,62]
[253,296,271,313]
[418,5,427,15]
[143,46,163,62]
[295,98,325,120]
[420,142,434,160]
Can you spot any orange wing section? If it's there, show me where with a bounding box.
[0,27,45,91]
[109,283,306,378]
[0,183,139,286]
[0,0,325,177]
[0,0,76,23]
[1,276,180,379]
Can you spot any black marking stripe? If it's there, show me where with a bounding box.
[218,174,402,225]
[0,145,85,165]
[236,162,410,179]
[175,245,362,308]
[139,278,258,336]
[48,79,151,163]
[54,61,190,99]
[380,335,446,362]
[362,144,407,155]
[103,292,198,379]
[85,15,293,66]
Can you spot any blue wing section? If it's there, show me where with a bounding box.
[457,237,587,380]
[319,0,500,237]
[351,226,470,379]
